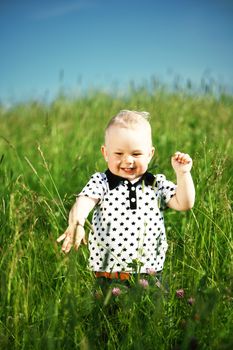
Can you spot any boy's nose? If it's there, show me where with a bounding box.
[123,155,134,164]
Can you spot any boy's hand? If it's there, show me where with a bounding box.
[57,223,87,253]
[171,151,193,174]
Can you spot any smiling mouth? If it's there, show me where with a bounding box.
[121,168,135,173]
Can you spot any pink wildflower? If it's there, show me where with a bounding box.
[112,287,121,296]
[139,279,149,288]
[188,297,195,305]
[146,268,156,276]
[176,288,185,298]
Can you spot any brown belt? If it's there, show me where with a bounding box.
[95,271,131,281]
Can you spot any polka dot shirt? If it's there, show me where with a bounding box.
[78,169,176,273]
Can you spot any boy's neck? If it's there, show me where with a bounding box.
[130,176,142,184]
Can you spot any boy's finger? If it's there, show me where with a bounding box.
[172,152,191,164]
[57,233,66,242]
[74,234,87,250]
[180,154,192,163]
[172,151,181,158]
[62,236,73,253]
[74,243,79,251]
[74,238,82,251]
[63,242,72,253]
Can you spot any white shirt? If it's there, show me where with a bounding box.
[78,169,176,273]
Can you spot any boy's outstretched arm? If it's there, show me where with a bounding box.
[57,196,98,253]
[168,151,195,211]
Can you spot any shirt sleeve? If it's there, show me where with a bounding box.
[78,172,107,204]
[155,174,177,210]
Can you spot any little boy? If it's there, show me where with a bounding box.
[57,110,195,280]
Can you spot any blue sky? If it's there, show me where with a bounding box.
[1,0,233,104]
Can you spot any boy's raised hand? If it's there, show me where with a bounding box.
[171,151,193,174]
[57,223,87,253]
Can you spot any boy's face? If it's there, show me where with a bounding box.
[101,125,155,181]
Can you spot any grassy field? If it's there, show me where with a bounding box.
[0,86,233,349]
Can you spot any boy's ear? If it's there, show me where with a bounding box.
[149,147,155,160]
[101,145,108,161]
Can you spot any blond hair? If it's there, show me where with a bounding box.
[106,110,151,131]
[104,110,153,146]
[105,110,152,142]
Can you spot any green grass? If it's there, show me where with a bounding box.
[0,86,233,349]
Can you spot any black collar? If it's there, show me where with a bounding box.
[105,169,156,190]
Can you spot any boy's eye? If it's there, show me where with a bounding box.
[133,153,142,156]
[115,152,122,155]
